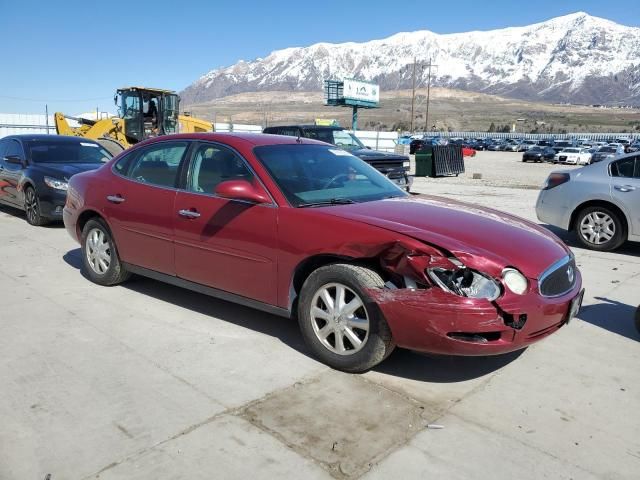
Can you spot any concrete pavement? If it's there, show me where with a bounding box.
[1,163,639,479]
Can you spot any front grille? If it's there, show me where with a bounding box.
[559,156,567,161]
[539,256,577,297]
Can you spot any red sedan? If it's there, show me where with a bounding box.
[63,133,583,372]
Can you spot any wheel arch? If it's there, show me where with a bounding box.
[76,209,115,241]
[288,254,383,311]
[570,199,629,238]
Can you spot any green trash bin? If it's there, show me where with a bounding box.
[415,149,433,177]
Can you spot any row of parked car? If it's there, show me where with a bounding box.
[407,135,640,157]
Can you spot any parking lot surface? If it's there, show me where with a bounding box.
[1,151,639,479]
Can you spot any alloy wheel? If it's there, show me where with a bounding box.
[85,228,112,275]
[310,283,370,355]
[580,211,615,245]
[25,189,38,224]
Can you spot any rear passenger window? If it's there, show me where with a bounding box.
[127,142,188,188]
[611,157,637,178]
[113,151,134,175]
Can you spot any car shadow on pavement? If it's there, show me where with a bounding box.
[64,247,527,382]
[63,248,313,359]
[374,348,524,382]
[577,297,640,342]
[0,203,64,228]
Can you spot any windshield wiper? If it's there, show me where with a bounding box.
[297,198,356,208]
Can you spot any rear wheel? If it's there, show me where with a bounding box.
[574,206,625,251]
[81,218,130,285]
[24,186,49,226]
[297,264,395,372]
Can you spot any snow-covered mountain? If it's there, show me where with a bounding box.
[181,12,640,106]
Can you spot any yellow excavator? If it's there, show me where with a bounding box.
[55,86,212,155]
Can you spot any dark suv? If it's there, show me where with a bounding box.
[263,125,412,191]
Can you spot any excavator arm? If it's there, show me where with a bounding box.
[54,112,133,150]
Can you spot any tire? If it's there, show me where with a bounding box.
[81,218,130,285]
[297,263,395,373]
[574,206,626,252]
[24,186,49,226]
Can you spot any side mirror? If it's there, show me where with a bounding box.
[214,179,270,204]
[4,155,24,166]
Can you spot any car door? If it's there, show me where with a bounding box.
[0,139,26,206]
[610,156,640,236]
[173,142,278,305]
[107,140,190,275]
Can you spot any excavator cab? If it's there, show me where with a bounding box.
[55,86,211,155]
[115,87,180,143]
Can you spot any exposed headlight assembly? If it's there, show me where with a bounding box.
[44,176,68,191]
[427,268,501,301]
[502,268,528,295]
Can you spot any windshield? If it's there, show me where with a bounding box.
[563,148,580,153]
[530,146,543,152]
[26,140,112,164]
[253,144,406,207]
[555,142,572,147]
[327,130,364,149]
[599,147,616,153]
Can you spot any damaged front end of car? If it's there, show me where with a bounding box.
[365,240,581,355]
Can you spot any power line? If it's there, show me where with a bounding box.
[0,95,112,103]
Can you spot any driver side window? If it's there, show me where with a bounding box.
[187,143,253,195]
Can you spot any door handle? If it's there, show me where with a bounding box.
[178,209,201,219]
[106,195,125,203]
[614,185,636,192]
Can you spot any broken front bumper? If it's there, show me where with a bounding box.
[368,272,583,356]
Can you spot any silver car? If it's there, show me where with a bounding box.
[536,154,640,251]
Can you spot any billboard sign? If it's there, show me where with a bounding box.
[343,78,379,105]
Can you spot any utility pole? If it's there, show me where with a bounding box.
[424,57,438,132]
[410,57,417,132]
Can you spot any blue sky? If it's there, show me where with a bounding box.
[1,0,638,114]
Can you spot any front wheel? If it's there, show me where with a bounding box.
[24,186,49,226]
[81,218,130,285]
[574,206,625,251]
[297,264,395,372]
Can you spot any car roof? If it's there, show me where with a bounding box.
[135,132,328,149]
[1,134,100,144]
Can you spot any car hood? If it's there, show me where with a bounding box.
[34,162,104,180]
[350,148,408,162]
[320,195,570,279]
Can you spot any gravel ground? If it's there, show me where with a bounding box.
[409,150,579,189]
[1,152,639,480]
